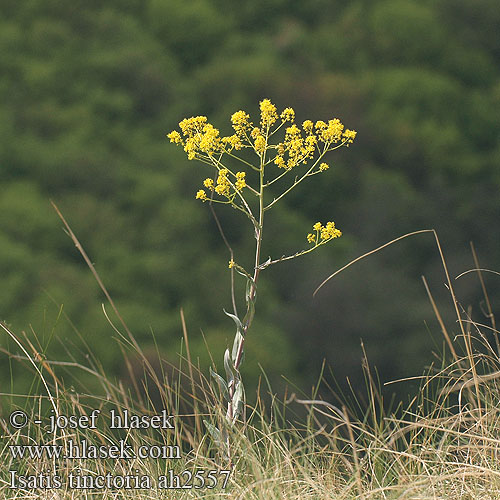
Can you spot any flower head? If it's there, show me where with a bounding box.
[260,99,278,129]
[281,107,295,122]
[319,119,344,143]
[309,221,342,244]
[342,129,357,145]
[231,110,251,135]
[320,221,342,240]
[254,134,266,153]
[203,178,214,189]
[198,123,221,153]
[235,171,246,191]
[215,169,231,197]
[167,116,225,160]
[302,120,314,134]
[196,189,207,201]
[167,130,182,144]
[179,116,207,136]
[222,134,243,151]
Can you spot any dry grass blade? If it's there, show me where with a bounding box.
[421,276,460,364]
[470,242,497,349]
[0,321,59,418]
[50,200,168,410]
[50,200,138,352]
[313,229,434,296]
[180,308,202,438]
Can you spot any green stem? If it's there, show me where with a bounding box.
[227,134,266,424]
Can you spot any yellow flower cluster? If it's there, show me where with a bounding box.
[197,170,246,201]
[231,110,251,132]
[196,189,207,201]
[313,119,357,146]
[168,99,357,164]
[215,169,230,197]
[271,108,356,170]
[167,130,182,144]
[167,116,223,160]
[302,120,314,134]
[221,134,243,151]
[179,116,207,135]
[235,171,246,191]
[274,122,317,170]
[167,99,357,215]
[280,107,295,122]
[254,134,266,153]
[320,221,342,240]
[229,109,265,153]
[307,221,342,244]
[342,129,357,145]
[315,119,342,143]
[260,98,278,129]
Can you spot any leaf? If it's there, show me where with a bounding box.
[220,424,230,460]
[257,256,272,270]
[210,367,229,401]
[245,278,256,304]
[243,299,255,329]
[231,331,244,366]
[223,309,243,333]
[243,278,256,329]
[223,348,234,389]
[231,380,245,423]
[203,420,221,443]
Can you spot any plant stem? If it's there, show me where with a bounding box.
[227,138,267,423]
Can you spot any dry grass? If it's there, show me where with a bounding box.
[2,291,500,499]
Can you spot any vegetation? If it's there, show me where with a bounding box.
[1,260,500,498]
[1,0,499,397]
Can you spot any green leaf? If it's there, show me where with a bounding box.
[242,277,256,330]
[203,420,221,443]
[245,277,256,304]
[231,331,244,366]
[231,380,245,423]
[223,348,234,388]
[210,366,229,402]
[243,299,255,330]
[224,309,244,332]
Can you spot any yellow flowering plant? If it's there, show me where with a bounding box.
[168,99,356,452]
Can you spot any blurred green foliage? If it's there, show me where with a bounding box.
[1,0,499,403]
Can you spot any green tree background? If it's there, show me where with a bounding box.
[1,0,499,404]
